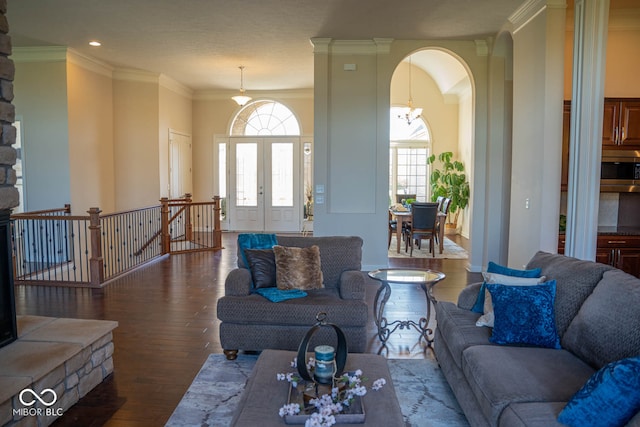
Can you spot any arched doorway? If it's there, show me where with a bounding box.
[217,100,310,232]
[390,50,473,237]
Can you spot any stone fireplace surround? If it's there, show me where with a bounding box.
[0,315,117,427]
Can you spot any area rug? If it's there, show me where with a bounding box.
[165,353,469,427]
[388,236,468,260]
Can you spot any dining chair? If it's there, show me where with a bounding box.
[404,202,439,257]
[388,210,397,248]
[435,197,452,246]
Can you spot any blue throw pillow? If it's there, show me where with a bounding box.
[471,262,543,313]
[487,281,561,349]
[487,261,542,278]
[558,356,640,427]
[237,233,278,268]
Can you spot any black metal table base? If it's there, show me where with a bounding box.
[372,277,439,346]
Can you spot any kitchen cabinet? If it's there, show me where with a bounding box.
[558,235,640,278]
[596,235,640,278]
[602,99,640,149]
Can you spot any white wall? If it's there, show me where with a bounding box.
[509,4,566,268]
[13,57,71,211]
[113,73,160,210]
[67,54,115,214]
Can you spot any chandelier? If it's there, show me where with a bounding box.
[397,56,422,125]
[231,65,252,106]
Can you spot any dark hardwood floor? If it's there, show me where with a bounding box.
[14,232,480,427]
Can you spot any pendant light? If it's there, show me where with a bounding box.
[398,56,423,125]
[231,66,251,106]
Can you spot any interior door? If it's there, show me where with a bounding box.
[227,137,301,232]
[169,131,192,198]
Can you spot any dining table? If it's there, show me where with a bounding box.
[390,209,446,254]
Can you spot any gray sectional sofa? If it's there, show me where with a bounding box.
[434,251,640,427]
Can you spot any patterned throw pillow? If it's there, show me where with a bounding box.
[487,281,561,349]
[475,272,546,328]
[471,261,542,313]
[558,356,640,427]
[273,245,324,291]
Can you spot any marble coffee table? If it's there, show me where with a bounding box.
[230,349,404,426]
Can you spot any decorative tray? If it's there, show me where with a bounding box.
[284,381,365,425]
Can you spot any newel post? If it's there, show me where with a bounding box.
[184,193,193,242]
[87,208,104,286]
[213,196,222,249]
[160,197,170,255]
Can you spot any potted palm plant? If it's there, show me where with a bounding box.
[427,151,470,229]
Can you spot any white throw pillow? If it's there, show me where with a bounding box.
[475,272,546,327]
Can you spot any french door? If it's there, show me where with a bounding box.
[226,137,301,232]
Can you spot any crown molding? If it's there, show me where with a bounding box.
[509,0,548,34]
[310,38,392,55]
[330,40,382,55]
[193,88,313,102]
[67,48,113,78]
[159,75,193,98]
[112,68,159,84]
[474,40,489,56]
[310,38,332,54]
[11,46,68,62]
[12,47,115,79]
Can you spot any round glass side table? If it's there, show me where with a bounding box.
[367,268,446,345]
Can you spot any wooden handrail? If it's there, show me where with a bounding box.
[11,204,71,217]
[11,196,222,287]
[10,214,89,221]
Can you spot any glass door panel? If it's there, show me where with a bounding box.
[235,143,258,206]
[265,139,300,232]
[231,141,263,231]
[271,143,293,206]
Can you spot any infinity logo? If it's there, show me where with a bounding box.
[19,388,57,407]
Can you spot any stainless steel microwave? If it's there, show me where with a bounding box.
[601,150,640,192]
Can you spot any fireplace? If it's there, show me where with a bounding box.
[0,209,17,349]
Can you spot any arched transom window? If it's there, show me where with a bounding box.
[230,100,300,136]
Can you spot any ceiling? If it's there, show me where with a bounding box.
[8,0,529,92]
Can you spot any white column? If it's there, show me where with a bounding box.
[565,0,609,261]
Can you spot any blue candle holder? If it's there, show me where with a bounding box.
[314,345,336,384]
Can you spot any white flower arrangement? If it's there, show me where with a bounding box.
[277,358,387,427]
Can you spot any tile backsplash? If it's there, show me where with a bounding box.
[598,193,620,227]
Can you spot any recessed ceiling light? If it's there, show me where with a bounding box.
[89,41,101,47]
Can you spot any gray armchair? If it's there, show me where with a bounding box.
[217,235,369,360]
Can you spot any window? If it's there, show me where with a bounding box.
[14,119,24,213]
[230,100,300,136]
[389,107,430,204]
